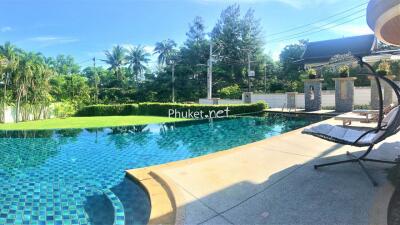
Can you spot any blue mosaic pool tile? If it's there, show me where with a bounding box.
[0,115,326,225]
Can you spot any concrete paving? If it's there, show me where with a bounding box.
[128,119,398,225]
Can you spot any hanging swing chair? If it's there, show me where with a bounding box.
[302,56,400,186]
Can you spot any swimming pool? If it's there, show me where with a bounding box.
[0,113,329,225]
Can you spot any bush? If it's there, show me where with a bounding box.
[218,84,242,99]
[75,102,267,117]
[75,104,139,117]
[53,102,76,118]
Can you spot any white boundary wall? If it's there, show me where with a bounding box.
[199,87,376,109]
[252,87,372,108]
[1,106,54,123]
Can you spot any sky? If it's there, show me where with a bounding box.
[0,0,373,68]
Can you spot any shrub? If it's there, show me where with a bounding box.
[218,84,242,99]
[306,68,317,79]
[75,102,267,117]
[75,104,139,117]
[54,102,76,118]
[338,65,350,77]
[377,60,391,76]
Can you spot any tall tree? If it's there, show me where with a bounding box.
[47,54,80,75]
[14,52,36,122]
[211,4,264,89]
[176,17,209,101]
[185,17,206,47]
[0,42,18,122]
[279,40,307,81]
[103,45,127,85]
[126,45,150,83]
[154,39,177,66]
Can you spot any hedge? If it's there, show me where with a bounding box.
[75,104,139,117]
[75,102,267,118]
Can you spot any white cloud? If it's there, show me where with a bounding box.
[143,45,155,53]
[0,26,12,32]
[27,36,79,47]
[266,40,298,61]
[328,24,373,36]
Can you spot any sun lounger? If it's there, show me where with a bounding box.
[334,104,395,126]
[334,112,375,125]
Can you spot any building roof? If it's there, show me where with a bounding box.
[301,34,377,65]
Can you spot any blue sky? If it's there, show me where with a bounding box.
[0,0,372,68]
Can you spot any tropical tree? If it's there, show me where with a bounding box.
[211,4,264,89]
[0,42,18,122]
[154,39,178,102]
[103,45,127,85]
[154,39,177,66]
[13,52,35,122]
[50,55,80,75]
[279,40,307,81]
[126,45,150,83]
[29,59,54,120]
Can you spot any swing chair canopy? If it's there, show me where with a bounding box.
[367,0,400,46]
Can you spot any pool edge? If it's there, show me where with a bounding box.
[126,167,183,225]
[125,117,337,225]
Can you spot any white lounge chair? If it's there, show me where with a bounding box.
[334,112,375,125]
[334,104,395,126]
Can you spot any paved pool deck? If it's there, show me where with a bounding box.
[127,118,399,225]
[266,108,339,116]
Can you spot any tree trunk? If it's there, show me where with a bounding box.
[3,76,7,123]
[15,89,22,123]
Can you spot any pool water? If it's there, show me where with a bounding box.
[0,113,329,225]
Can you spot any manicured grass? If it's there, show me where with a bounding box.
[0,116,187,130]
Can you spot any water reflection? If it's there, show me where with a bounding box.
[0,113,329,170]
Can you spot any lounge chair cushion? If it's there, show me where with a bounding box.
[302,124,376,145]
[302,106,399,145]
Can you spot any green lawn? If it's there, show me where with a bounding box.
[0,116,187,130]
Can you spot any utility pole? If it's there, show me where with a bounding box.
[248,52,251,92]
[264,63,267,93]
[172,62,175,102]
[93,57,99,104]
[207,42,213,99]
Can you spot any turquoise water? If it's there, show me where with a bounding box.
[0,113,329,225]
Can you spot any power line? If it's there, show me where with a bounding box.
[266,1,369,37]
[267,10,366,42]
[267,14,366,44]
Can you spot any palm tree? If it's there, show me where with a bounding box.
[154,39,177,66]
[154,39,179,102]
[0,42,18,122]
[126,45,150,83]
[102,45,126,83]
[29,55,53,120]
[14,52,35,122]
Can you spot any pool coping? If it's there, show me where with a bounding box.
[125,118,331,225]
[126,117,394,225]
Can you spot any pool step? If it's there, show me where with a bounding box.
[103,188,126,225]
